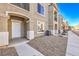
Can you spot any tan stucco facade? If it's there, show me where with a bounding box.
[0,3,48,46]
[58,14,64,33]
[48,3,59,35]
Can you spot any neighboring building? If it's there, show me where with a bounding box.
[58,14,64,34]
[74,24,79,30]
[63,20,69,31]
[0,3,48,46]
[48,3,59,35]
[69,25,79,30]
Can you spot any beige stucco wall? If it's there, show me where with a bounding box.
[0,3,48,43]
[58,14,63,33]
[30,3,48,37]
[48,4,59,35]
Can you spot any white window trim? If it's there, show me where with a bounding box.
[37,4,45,17]
[37,20,45,34]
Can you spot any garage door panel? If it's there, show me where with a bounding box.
[12,21,22,38]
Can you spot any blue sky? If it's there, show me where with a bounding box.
[58,3,79,26]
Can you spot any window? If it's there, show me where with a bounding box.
[37,21,45,33]
[54,11,57,22]
[55,24,57,30]
[48,5,53,11]
[37,3,44,15]
[12,3,30,11]
[22,3,30,11]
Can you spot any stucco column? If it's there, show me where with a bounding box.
[56,12,59,34]
[27,18,34,40]
[0,15,9,46]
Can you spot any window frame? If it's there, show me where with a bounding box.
[37,3,45,16]
[37,20,45,33]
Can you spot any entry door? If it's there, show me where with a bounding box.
[12,20,22,38]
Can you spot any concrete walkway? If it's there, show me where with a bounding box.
[8,38,29,47]
[15,43,44,56]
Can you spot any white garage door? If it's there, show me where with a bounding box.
[12,20,22,38]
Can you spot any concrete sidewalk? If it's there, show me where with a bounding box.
[66,31,79,56]
[15,43,44,56]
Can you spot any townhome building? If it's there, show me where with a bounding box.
[58,14,64,34]
[0,3,48,46]
[63,20,69,31]
[48,3,59,35]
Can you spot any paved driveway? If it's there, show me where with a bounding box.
[72,30,79,36]
[28,35,68,56]
[0,35,68,56]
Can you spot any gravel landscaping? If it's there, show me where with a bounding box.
[28,35,68,56]
[0,47,18,56]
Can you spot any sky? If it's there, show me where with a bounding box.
[58,3,79,26]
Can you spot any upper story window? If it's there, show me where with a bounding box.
[55,24,57,30]
[37,3,44,15]
[48,5,53,11]
[54,11,57,22]
[11,3,30,11]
